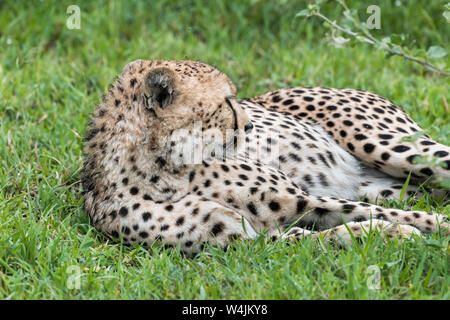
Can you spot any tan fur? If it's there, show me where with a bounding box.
[82,60,449,254]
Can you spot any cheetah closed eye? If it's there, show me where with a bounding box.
[82,59,450,255]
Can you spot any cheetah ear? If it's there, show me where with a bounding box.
[145,68,176,109]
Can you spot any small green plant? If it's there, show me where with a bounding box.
[297,0,449,76]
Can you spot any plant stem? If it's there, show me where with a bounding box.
[311,11,450,77]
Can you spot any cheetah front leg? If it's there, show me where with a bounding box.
[301,195,450,236]
[279,220,422,246]
[190,159,449,239]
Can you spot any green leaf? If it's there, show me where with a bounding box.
[421,239,445,249]
[390,33,408,46]
[332,36,350,47]
[381,36,392,44]
[80,240,94,251]
[391,44,403,54]
[343,8,358,22]
[400,130,426,143]
[385,260,401,268]
[295,9,310,18]
[439,178,450,189]
[443,11,450,23]
[199,285,206,300]
[307,4,319,12]
[340,17,355,30]
[427,46,448,59]
[355,35,367,42]
[241,216,247,235]
[400,171,412,201]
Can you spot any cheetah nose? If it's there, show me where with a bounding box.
[244,122,253,132]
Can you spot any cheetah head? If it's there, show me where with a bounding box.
[87,60,252,171]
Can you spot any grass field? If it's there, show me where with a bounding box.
[0,0,449,299]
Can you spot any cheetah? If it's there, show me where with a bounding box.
[82,59,450,255]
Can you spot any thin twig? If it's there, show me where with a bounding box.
[311,11,450,77]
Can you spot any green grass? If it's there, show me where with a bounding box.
[0,0,449,299]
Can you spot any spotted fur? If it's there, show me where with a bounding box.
[82,59,449,254]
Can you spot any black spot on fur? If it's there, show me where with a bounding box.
[240,164,252,171]
[363,143,375,153]
[315,208,329,216]
[343,120,353,126]
[296,197,307,213]
[381,152,390,161]
[268,201,281,212]
[176,216,185,226]
[119,207,128,217]
[380,190,393,197]
[434,151,448,157]
[156,156,166,168]
[392,145,410,153]
[211,222,225,236]
[379,134,393,140]
[130,187,139,195]
[419,167,433,176]
[318,173,329,186]
[355,134,367,140]
[347,143,355,151]
[139,231,149,238]
[247,202,258,215]
[150,175,160,183]
[143,194,152,201]
[286,188,296,194]
[342,204,356,213]
[238,174,248,181]
[142,212,152,221]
